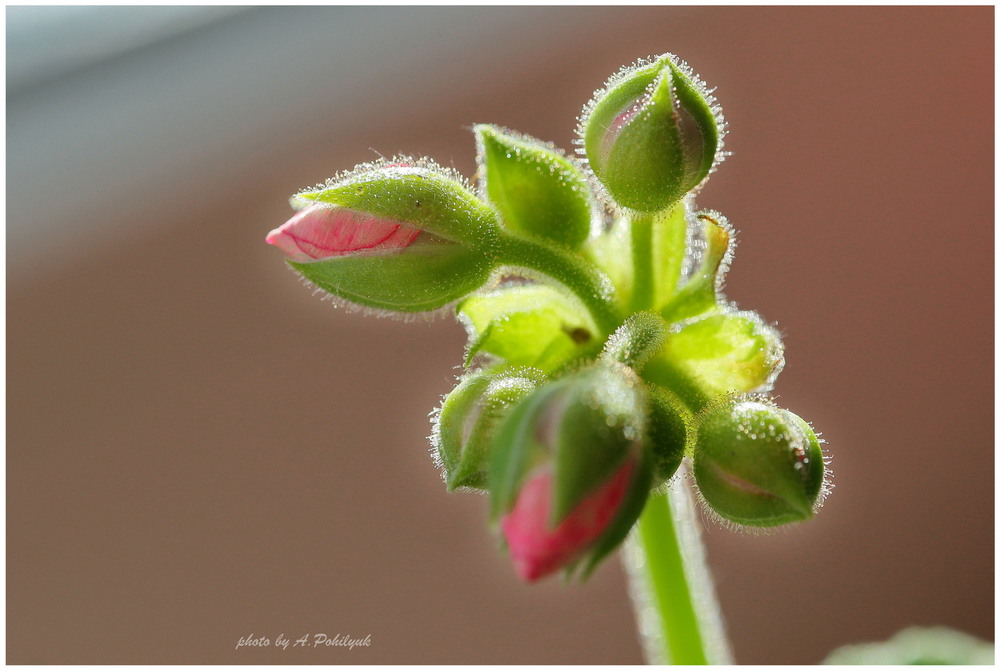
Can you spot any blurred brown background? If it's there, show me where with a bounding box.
[7,6,993,664]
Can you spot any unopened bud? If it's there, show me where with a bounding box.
[267,160,500,313]
[693,399,826,527]
[490,365,653,580]
[580,54,722,212]
[432,367,545,491]
[501,458,638,581]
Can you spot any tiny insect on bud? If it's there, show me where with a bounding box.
[693,399,826,527]
[580,54,723,212]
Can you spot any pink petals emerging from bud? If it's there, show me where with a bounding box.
[266,204,420,262]
[600,98,645,161]
[500,460,635,581]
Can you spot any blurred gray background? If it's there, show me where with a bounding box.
[8,6,994,664]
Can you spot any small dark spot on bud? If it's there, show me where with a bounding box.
[414,200,421,208]
[565,326,592,344]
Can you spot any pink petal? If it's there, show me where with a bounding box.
[501,460,634,581]
[600,97,645,162]
[266,204,420,261]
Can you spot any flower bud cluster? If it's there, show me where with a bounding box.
[266,54,830,582]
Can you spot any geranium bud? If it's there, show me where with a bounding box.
[267,160,501,313]
[501,459,636,581]
[693,399,826,527]
[580,54,722,212]
[490,365,653,580]
[432,366,545,491]
[602,311,668,370]
[266,204,420,262]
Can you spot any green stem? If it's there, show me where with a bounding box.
[497,234,622,335]
[623,468,732,665]
[627,203,689,315]
[630,213,656,313]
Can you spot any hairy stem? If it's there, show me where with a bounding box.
[629,212,656,312]
[496,234,622,335]
[624,468,732,665]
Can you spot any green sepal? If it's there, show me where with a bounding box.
[476,125,593,249]
[550,366,632,527]
[488,364,647,527]
[488,383,559,521]
[647,386,689,481]
[602,311,668,371]
[550,365,645,524]
[294,162,500,249]
[289,242,492,313]
[574,449,653,580]
[643,310,784,408]
[434,366,546,491]
[582,55,720,212]
[583,218,634,308]
[660,211,734,323]
[652,201,690,306]
[693,399,825,527]
[458,283,598,371]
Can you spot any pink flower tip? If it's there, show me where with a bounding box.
[500,460,634,581]
[266,204,420,262]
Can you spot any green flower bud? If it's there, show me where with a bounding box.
[475,125,594,249]
[431,366,546,491]
[601,316,689,483]
[267,158,501,313]
[602,311,669,370]
[580,54,723,212]
[693,399,827,527]
[490,364,653,579]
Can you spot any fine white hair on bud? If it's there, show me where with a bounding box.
[264,52,832,592]
[576,53,728,212]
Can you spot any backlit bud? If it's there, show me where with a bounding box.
[580,54,722,212]
[267,160,501,313]
[490,365,653,580]
[266,204,419,262]
[693,399,826,527]
[432,366,545,491]
[602,311,668,370]
[501,458,637,581]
